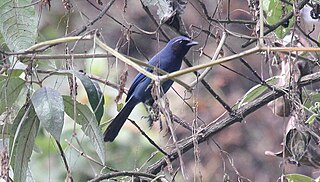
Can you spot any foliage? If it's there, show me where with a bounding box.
[0,0,319,181]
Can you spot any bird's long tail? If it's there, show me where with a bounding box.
[103,97,138,142]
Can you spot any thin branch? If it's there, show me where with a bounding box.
[193,0,271,28]
[242,0,309,48]
[89,171,164,182]
[128,119,169,156]
[35,69,122,92]
[147,71,320,174]
[183,58,233,114]
[95,36,192,90]
[159,46,261,81]
[189,31,227,87]
[55,140,73,181]
[18,53,113,59]
[65,139,104,167]
[68,0,117,36]
[159,46,320,82]
[296,25,320,47]
[25,35,93,52]
[223,44,272,89]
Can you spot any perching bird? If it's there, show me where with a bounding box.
[104,36,198,142]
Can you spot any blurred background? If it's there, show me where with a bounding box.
[28,0,320,181]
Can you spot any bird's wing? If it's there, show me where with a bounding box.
[125,55,161,102]
[125,72,148,102]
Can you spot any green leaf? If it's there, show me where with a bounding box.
[92,81,104,123]
[58,70,105,124]
[0,77,25,115]
[0,0,38,51]
[8,61,28,77]
[262,0,294,38]
[31,87,64,141]
[237,77,279,108]
[63,96,105,163]
[0,32,9,51]
[305,113,317,124]
[10,106,40,182]
[285,174,316,182]
[73,72,104,125]
[117,102,124,112]
[303,92,320,108]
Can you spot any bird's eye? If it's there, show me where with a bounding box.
[178,40,183,44]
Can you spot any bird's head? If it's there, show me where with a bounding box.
[166,36,198,59]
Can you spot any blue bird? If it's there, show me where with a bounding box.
[104,36,198,142]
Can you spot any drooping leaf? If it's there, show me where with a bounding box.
[57,70,105,124]
[73,72,104,125]
[10,106,39,182]
[0,0,38,51]
[31,87,64,141]
[237,77,279,108]
[0,77,25,115]
[9,106,27,154]
[285,173,316,182]
[63,96,105,163]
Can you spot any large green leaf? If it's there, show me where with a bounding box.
[262,0,294,38]
[0,0,38,51]
[0,77,25,115]
[31,87,64,141]
[10,106,39,182]
[57,70,105,124]
[73,72,104,124]
[63,96,105,163]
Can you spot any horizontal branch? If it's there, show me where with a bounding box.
[159,46,320,82]
[260,46,320,52]
[25,35,94,52]
[159,46,261,81]
[89,171,164,182]
[18,53,113,59]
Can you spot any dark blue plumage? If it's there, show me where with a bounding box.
[104,36,198,142]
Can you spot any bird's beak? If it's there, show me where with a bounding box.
[187,40,198,47]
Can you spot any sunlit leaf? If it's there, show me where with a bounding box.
[31,87,64,141]
[63,96,105,163]
[237,77,279,108]
[285,173,316,182]
[305,114,317,124]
